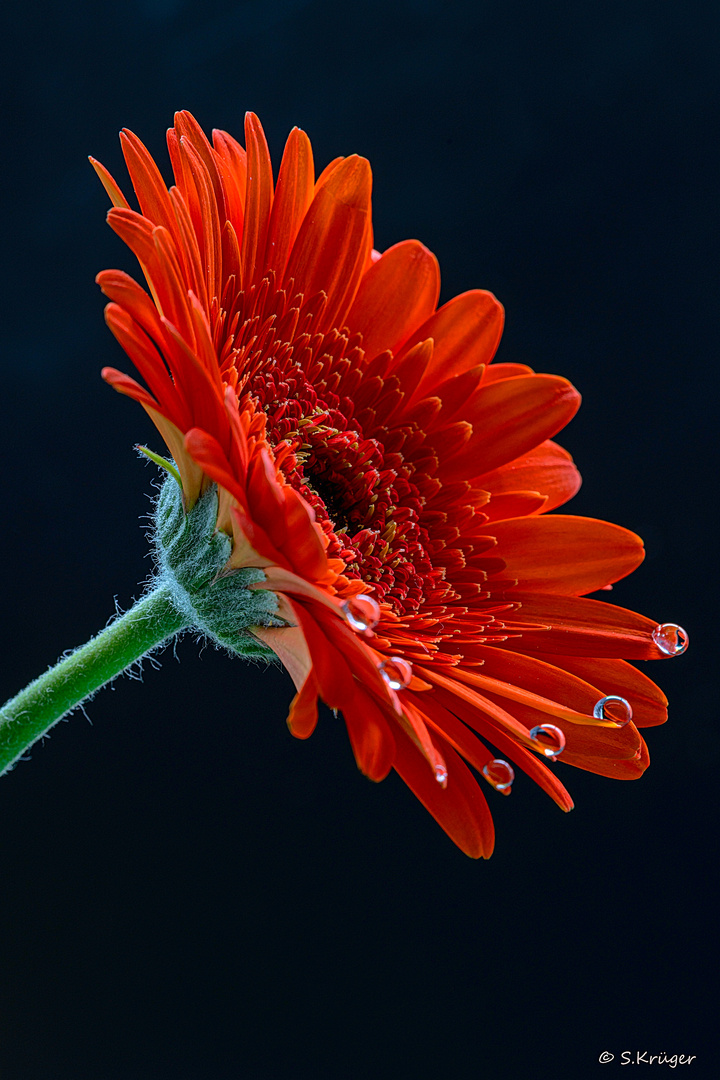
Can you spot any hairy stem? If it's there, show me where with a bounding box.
[0,582,187,776]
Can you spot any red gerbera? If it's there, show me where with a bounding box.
[90,111,687,858]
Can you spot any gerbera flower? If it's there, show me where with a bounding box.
[88,110,687,858]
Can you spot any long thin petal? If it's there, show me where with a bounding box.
[120,129,181,243]
[346,240,440,361]
[343,691,396,781]
[211,128,248,239]
[101,305,190,429]
[529,654,668,728]
[477,439,582,512]
[397,290,504,391]
[89,157,131,209]
[482,516,645,595]
[562,736,649,779]
[173,110,228,227]
[253,621,313,692]
[286,671,320,739]
[440,375,581,479]
[264,127,315,281]
[283,155,372,332]
[240,112,274,292]
[492,593,665,659]
[392,733,494,859]
[428,685,575,812]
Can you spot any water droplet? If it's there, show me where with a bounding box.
[379,656,413,691]
[435,764,448,786]
[593,695,633,727]
[652,623,689,657]
[342,593,380,633]
[529,723,566,760]
[482,759,515,794]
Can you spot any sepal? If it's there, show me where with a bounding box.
[153,474,284,656]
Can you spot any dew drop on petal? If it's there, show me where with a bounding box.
[652,623,689,657]
[379,656,413,691]
[482,758,515,794]
[342,593,380,633]
[529,723,566,760]
[593,695,633,727]
[435,763,448,786]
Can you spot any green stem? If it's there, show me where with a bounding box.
[0,581,188,776]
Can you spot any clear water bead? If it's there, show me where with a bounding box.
[593,695,633,727]
[342,593,381,633]
[482,759,515,794]
[379,656,413,691]
[652,623,689,657]
[435,764,448,786]
[529,723,566,760]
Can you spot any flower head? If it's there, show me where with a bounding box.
[92,111,687,857]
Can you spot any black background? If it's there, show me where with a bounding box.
[0,1,717,1077]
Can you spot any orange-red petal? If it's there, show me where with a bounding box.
[391,732,494,859]
[240,113,274,292]
[282,154,372,332]
[287,671,320,739]
[493,593,664,659]
[482,516,645,595]
[440,374,581,479]
[343,691,396,782]
[346,240,440,361]
[264,127,315,282]
[477,439,582,513]
[397,289,504,392]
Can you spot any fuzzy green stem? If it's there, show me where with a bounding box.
[0,581,187,776]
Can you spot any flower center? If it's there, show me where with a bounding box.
[214,276,434,615]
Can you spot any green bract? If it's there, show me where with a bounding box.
[153,475,284,658]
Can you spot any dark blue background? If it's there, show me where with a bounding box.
[0,1,716,1077]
